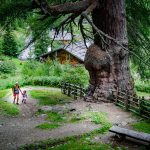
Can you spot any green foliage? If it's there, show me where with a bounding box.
[22,60,50,77]
[0,0,32,26]
[0,60,16,74]
[30,90,72,105]
[0,37,3,54]
[22,60,89,87]
[90,112,109,125]
[135,81,150,93]
[0,57,26,90]
[126,0,150,75]
[2,29,18,57]
[0,90,8,99]
[36,123,60,130]
[136,91,150,98]
[26,76,62,87]
[131,121,150,134]
[34,30,50,57]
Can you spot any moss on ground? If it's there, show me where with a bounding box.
[36,123,60,130]
[131,120,150,134]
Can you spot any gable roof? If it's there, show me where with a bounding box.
[50,30,72,41]
[40,41,92,62]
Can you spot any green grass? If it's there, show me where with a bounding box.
[131,121,150,134]
[50,140,114,150]
[0,100,19,116]
[36,122,60,130]
[30,90,72,105]
[90,112,109,125]
[19,133,126,150]
[37,109,86,123]
[0,89,8,98]
[46,111,65,122]
[0,89,19,116]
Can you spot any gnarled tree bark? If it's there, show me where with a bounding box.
[84,0,134,102]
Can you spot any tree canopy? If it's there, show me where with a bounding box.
[0,0,150,77]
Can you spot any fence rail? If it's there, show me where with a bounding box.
[61,82,150,119]
[112,89,150,119]
[61,82,87,99]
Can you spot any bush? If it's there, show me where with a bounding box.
[22,60,49,77]
[22,60,89,87]
[62,65,89,86]
[25,76,62,87]
[0,60,16,74]
[135,81,150,93]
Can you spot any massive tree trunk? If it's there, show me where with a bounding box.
[84,0,134,102]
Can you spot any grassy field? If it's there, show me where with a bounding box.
[0,89,19,116]
[30,90,72,105]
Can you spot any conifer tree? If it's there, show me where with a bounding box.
[2,28,18,57]
[34,31,50,57]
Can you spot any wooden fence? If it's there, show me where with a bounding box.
[112,89,150,119]
[61,82,150,119]
[61,82,87,99]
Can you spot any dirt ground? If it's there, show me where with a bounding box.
[0,86,143,150]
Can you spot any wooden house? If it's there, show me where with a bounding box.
[40,42,89,65]
[40,31,92,65]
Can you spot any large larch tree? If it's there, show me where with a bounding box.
[1,0,149,102]
[31,0,134,102]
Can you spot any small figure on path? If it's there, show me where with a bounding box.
[22,90,27,104]
[12,82,22,104]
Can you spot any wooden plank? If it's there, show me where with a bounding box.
[109,126,150,143]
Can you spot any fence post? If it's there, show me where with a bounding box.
[64,82,67,94]
[68,83,71,96]
[62,82,65,94]
[61,82,62,92]
[139,96,144,116]
[125,91,129,111]
[115,88,119,105]
[80,84,82,98]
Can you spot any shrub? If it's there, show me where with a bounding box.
[135,81,150,93]
[22,60,49,77]
[2,29,18,57]
[0,60,16,74]
[62,65,89,86]
[22,60,89,87]
[25,76,62,87]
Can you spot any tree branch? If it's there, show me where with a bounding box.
[82,12,150,67]
[33,0,93,15]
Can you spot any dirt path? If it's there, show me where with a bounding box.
[0,86,139,150]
